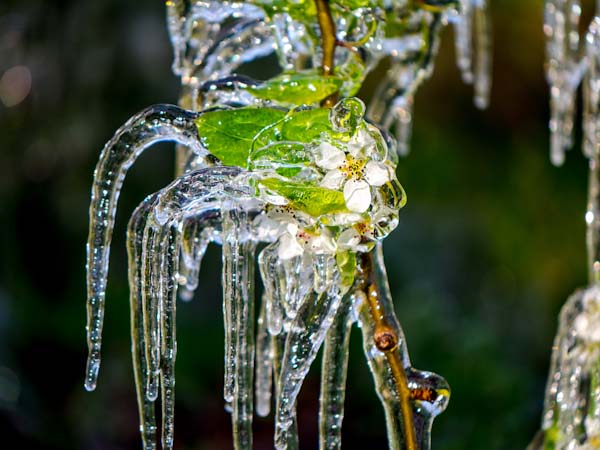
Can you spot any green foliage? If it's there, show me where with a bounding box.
[336,250,357,287]
[259,177,349,216]
[195,108,286,168]
[248,72,344,105]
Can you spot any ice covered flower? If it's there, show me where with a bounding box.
[277,222,336,260]
[315,139,393,213]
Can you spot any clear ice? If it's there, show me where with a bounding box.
[530,3,600,449]
[84,1,493,449]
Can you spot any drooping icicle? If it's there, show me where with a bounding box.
[318,292,355,450]
[357,245,450,450]
[274,255,344,450]
[84,105,204,391]
[452,0,492,109]
[222,204,257,450]
[127,195,159,450]
[283,252,314,320]
[390,97,414,158]
[258,243,285,336]
[453,0,474,84]
[272,330,299,450]
[178,217,211,301]
[544,0,586,166]
[584,18,600,160]
[142,220,161,402]
[367,11,446,155]
[255,295,274,418]
[157,224,180,450]
[472,0,492,109]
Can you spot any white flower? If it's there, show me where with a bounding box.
[278,223,305,260]
[276,223,336,260]
[315,140,394,213]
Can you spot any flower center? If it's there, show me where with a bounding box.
[340,156,367,180]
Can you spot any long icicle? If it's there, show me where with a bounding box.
[318,292,355,450]
[158,224,180,450]
[275,255,343,450]
[255,294,274,418]
[85,104,203,391]
[127,195,159,450]
[142,220,161,402]
[272,330,298,450]
[473,0,492,109]
[222,204,256,450]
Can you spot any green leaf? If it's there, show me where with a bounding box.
[336,251,356,288]
[248,73,343,105]
[195,108,286,168]
[260,178,348,217]
[250,142,310,166]
[253,108,336,150]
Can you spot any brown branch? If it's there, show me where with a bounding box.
[314,0,339,107]
[360,252,417,450]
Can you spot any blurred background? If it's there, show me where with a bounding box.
[0,0,589,449]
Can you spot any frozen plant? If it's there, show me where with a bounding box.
[83,1,492,449]
[530,2,600,449]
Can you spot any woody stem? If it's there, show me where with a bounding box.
[314,0,339,107]
[360,252,417,450]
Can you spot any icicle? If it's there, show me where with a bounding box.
[142,220,161,402]
[157,224,180,450]
[222,203,256,450]
[255,295,274,417]
[391,97,414,157]
[178,217,210,301]
[274,255,343,450]
[453,0,474,84]
[544,0,585,166]
[357,245,450,450]
[258,243,285,336]
[84,105,204,391]
[283,252,313,320]
[318,292,355,450]
[473,0,492,109]
[272,330,299,450]
[127,195,159,450]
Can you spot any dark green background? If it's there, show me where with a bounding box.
[0,1,589,449]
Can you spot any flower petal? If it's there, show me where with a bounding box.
[364,161,392,186]
[343,179,371,213]
[337,228,361,250]
[315,142,346,170]
[347,128,375,158]
[320,168,345,190]
[278,233,304,260]
[311,231,336,254]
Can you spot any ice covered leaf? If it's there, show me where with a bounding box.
[195,108,286,168]
[250,142,310,167]
[336,251,356,288]
[248,73,344,105]
[260,178,349,217]
[251,0,317,20]
[254,108,336,150]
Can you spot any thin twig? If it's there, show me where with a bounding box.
[315,0,339,107]
[361,252,418,450]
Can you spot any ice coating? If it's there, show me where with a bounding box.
[530,4,600,449]
[82,1,491,448]
[84,105,205,392]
